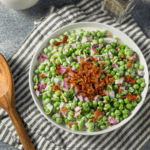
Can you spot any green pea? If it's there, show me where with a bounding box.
[106,44,112,50]
[42,94,47,100]
[56,117,63,124]
[68,111,74,116]
[126,103,132,110]
[39,64,45,71]
[93,100,98,108]
[49,39,56,45]
[132,101,137,107]
[33,76,38,83]
[124,98,129,103]
[133,84,139,89]
[115,110,121,116]
[71,103,76,109]
[104,104,111,110]
[139,65,144,70]
[111,112,115,117]
[134,64,139,69]
[55,91,61,97]
[84,31,90,37]
[83,107,90,111]
[123,114,129,119]
[100,125,106,130]
[93,39,99,45]
[35,69,40,74]
[78,101,83,107]
[99,38,105,44]
[110,42,116,47]
[75,63,80,68]
[141,82,146,88]
[113,101,119,108]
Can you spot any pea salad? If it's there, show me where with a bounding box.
[33,29,146,132]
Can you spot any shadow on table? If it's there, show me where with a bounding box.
[20,0,81,20]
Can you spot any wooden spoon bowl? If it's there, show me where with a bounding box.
[0,53,35,150]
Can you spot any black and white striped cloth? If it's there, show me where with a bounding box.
[0,0,150,149]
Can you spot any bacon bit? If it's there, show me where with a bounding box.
[74,109,81,118]
[50,57,55,63]
[103,100,107,104]
[40,73,45,79]
[100,62,106,66]
[125,74,136,84]
[90,57,98,62]
[60,106,67,111]
[117,84,123,87]
[52,85,60,91]
[91,109,101,122]
[109,77,114,83]
[126,60,132,69]
[56,65,61,75]
[117,88,121,94]
[117,46,120,51]
[122,93,139,101]
[104,67,108,73]
[68,122,78,128]
[62,35,68,43]
[54,41,62,46]
[120,56,126,59]
[107,31,112,37]
[65,59,114,101]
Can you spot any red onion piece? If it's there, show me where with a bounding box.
[37,53,48,61]
[60,65,66,74]
[34,89,40,97]
[37,83,45,92]
[107,116,118,125]
[136,69,144,76]
[71,43,76,49]
[112,62,116,67]
[94,95,100,101]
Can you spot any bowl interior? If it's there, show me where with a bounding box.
[29,22,149,135]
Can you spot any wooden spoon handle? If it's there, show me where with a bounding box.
[8,106,35,150]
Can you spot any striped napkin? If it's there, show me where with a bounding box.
[0,0,150,149]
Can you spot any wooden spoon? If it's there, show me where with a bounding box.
[0,53,35,150]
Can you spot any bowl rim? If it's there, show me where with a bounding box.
[29,22,149,135]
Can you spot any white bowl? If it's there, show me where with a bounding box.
[29,22,149,135]
[0,0,39,10]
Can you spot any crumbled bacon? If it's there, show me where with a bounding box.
[91,109,102,122]
[40,73,45,79]
[100,61,106,66]
[52,85,60,91]
[122,93,139,101]
[120,56,126,59]
[60,106,67,111]
[126,60,132,69]
[117,46,120,51]
[62,35,68,43]
[68,122,78,128]
[56,65,61,75]
[66,59,114,101]
[125,74,136,84]
[54,41,62,46]
[117,88,121,94]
